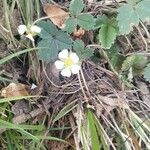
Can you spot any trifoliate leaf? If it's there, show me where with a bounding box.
[64,17,77,33]
[64,14,95,33]
[77,14,95,30]
[98,19,118,49]
[117,0,150,35]
[143,63,150,82]
[69,0,84,16]
[37,21,72,62]
[73,39,93,59]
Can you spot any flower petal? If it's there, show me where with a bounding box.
[70,53,79,63]
[30,25,41,33]
[31,83,37,90]
[17,25,27,35]
[61,68,71,77]
[58,49,69,60]
[54,60,64,69]
[26,34,34,42]
[71,64,81,74]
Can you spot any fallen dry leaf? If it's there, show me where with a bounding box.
[43,4,69,28]
[11,100,31,116]
[1,83,29,98]
[73,28,85,38]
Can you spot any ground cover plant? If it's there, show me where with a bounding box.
[0,0,150,149]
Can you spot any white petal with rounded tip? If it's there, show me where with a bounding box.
[30,25,41,33]
[58,49,69,60]
[26,34,34,42]
[61,68,71,77]
[71,64,81,74]
[17,25,27,35]
[54,60,64,69]
[31,83,37,90]
[70,53,79,63]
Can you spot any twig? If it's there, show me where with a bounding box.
[136,26,148,51]
[0,24,9,32]
[140,21,150,38]
[77,72,89,103]
[80,68,90,96]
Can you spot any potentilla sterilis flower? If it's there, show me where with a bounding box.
[17,24,41,42]
[55,49,81,77]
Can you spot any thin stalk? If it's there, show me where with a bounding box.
[101,49,119,76]
[77,72,89,103]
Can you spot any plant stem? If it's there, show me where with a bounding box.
[101,49,119,76]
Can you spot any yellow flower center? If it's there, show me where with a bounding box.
[64,57,73,67]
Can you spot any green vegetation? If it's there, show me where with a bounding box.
[0,0,150,149]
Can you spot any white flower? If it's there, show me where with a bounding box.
[17,24,41,42]
[30,25,41,33]
[17,25,27,35]
[55,49,81,77]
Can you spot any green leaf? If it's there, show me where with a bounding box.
[87,110,101,150]
[143,63,150,82]
[121,55,135,71]
[136,0,150,21]
[0,96,40,104]
[73,39,93,59]
[127,0,140,5]
[38,21,72,62]
[0,119,39,141]
[0,48,36,65]
[98,20,118,49]
[64,17,77,33]
[69,0,84,16]
[122,55,147,72]
[64,14,95,33]
[110,54,125,71]
[83,48,93,59]
[94,15,108,29]
[53,100,77,123]
[73,39,84,50]
[117,4,139,34]
[37,136,74,148]
[117,0,150,35]
[38,20,58,39]
[133,55,147,69]
[77,14,95,30]
[94,116,108,150]
[129,110,150,148]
